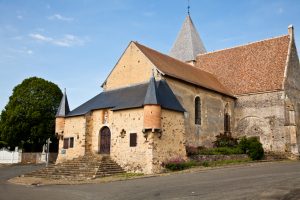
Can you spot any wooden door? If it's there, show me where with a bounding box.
[100,127,111,154]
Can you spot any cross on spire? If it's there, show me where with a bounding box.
[187,0,190,15]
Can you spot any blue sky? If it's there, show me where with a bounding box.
[0,0,299,111]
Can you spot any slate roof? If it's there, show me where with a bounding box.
[134,42,234,97]
[56,89,70,117]
[67,80,185,117]
[169,15,206,62]
[196,35,291,95]
[144,76,159,105]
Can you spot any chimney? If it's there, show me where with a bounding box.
[288,24,294,38]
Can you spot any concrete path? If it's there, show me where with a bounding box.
[1,161,300,200]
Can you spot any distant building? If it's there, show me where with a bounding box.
[55,14,300,174]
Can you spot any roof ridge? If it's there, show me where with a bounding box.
[134,41,214,75]
[134,41,234,97]
[188,16,197,60]
[198,34,289,57]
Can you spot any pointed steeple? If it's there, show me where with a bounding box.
[56,88,70,117]
[144,72,159,105]
[169,15,206,62]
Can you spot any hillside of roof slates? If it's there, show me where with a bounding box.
[196,35,290,95]
[67,80,185,117]
[134,42,234,97]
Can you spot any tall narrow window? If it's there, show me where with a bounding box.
[195,97,201,125]
[224,113,231,133]
[130,133,137,147]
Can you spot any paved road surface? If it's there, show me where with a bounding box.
[1,161,300,200]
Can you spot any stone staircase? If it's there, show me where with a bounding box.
[24,154,125,180]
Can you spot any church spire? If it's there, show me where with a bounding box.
[169,15,206,62]
[56,88,70,117]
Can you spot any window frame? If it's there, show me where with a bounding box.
[63,137,74,149]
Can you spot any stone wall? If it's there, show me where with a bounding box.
[110,108,154,174]
[152,109,186,173]
[283,33,300,155]
[56,116,86,163]
[165,77,235,148]
[21,153,58,164]
[103,42,158,91]
[234,91,286,153]
[89,109,114,154]
[190,154,249,162]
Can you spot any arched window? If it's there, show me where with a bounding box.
[224,113,231,133]
[195,97,201,125]
[224,103,231,133]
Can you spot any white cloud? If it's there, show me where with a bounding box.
[17,15,23,20]
[48,14,73,22]
[29,33,85,47]
[29,33,52,42]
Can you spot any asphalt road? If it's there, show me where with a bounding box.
[1,161,300,200]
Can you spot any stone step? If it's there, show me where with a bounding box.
[23,155,125,179]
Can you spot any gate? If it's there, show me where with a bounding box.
[0,148,21,164]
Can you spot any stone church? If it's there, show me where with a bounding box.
[55,14,300,174]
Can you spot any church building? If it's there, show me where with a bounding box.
[55,14,300,174]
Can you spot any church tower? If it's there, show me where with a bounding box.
[169,14,206,64]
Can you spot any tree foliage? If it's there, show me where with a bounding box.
[0,77,62,151]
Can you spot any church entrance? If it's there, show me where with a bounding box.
[99,127,111,154]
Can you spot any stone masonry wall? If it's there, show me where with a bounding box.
[165,77,235,148]
[110,108,154,174]
[56,116,86,163]
[103,42,159,91]
[283,35,300,155]
[89,109,114,154]
[152,109,186,173]
[234,91,286,153]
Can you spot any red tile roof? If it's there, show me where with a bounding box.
[196,35,290,95]
[134,42,234,97]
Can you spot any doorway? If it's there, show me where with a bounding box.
[99,126,111,154]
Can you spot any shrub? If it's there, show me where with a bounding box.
[164,157,197,171]
[202,161,210,167]
[238,137,264,160]
[199,147,243,155]
[213,133,238,148]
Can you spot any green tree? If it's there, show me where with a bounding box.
[0,77,62,151]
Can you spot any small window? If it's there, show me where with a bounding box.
[130,133,137,147]
[195,97,201,125]
[224,113,231,133]
[63,137,74,149]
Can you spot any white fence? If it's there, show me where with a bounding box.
[0,147,22,164]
